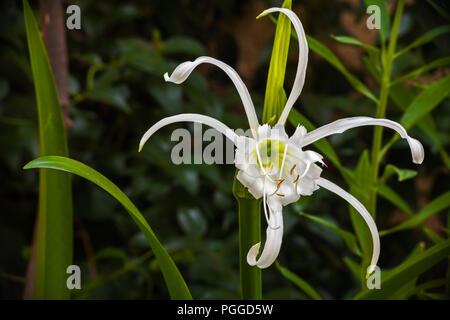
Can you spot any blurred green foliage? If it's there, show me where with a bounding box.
[0,0,449,299]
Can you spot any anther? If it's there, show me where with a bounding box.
[290,164,297,175]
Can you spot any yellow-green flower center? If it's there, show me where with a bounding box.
[256,139,286,170]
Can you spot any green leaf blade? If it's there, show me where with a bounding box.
[306,35,378,103]
[23,0,72,299]
[275,262,322,300]
[400,75,450,130]
[24,156,192,300]
[262,0,292,123]
[354,239,450,299]
[381,191,450,236]
[299,212,361,257]
[395,25,450,58]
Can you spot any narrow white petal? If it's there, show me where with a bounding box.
[302,117,424,164]
[316,177,380,271]
[247,203,283,269]
[139,113,238,151]
[258,8,309,126]
[164,56,259,135]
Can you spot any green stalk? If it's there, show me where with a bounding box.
[368,0,405,216]
[233,174,262,299]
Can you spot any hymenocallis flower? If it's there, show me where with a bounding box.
[139,8,424,275]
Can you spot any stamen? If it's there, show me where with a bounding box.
[293,174,300,183]
[276,193,285,197]
[272,178,285,195]
[290,164,297,175]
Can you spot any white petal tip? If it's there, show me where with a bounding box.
[139,131,155,152]
[256,9,271,19]
[408,137,425,164]
[163,72,170,82]
[366,265,378,279]
[246,242,261,266]
[138,137,149,152]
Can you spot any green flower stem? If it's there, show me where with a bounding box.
[369,0,405,216]
[233,174,262,300]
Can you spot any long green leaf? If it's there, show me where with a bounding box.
[395,25,450,58]
[269,17,378,103]
[331,35,379,54]
[262,0,291,123]
[380,191,450,236]
[388,83,450,167]
[378,184,413,215]
[344,257,361,279]
[24,156,192,300]
[23,0,73,299]
[400,75,450,130]
[299,212,361,257]
[362,41,449,167]
[275,262,322,300]
[306,35,378,103]
[425,0,450,21]
[388,244,425,300]
[354,239,450,299]
[349,151,372,283]
[377,185,444,243]
[391,57,450,86]
[405,278,449,299]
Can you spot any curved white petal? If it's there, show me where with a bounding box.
[164,56,259,136]
[139,113,238,151]
[247,202,283,269]
[302,117,424,164]
[236,170,264,199]
[258,8,309,126]
[288,125,307,145]
[316,177,380,272]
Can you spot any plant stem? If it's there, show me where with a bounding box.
[233,173,262,300]
[238,198,262,299]
[369,0,405,216]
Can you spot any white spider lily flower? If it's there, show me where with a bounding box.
[139,8,424,274]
